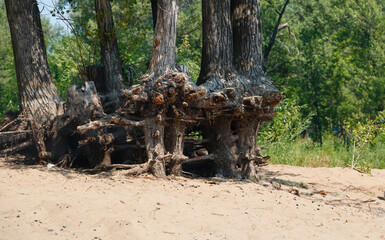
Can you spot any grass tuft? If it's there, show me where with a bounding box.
[261,135,385,169]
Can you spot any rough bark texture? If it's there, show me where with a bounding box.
[95,0,124,113]
[231,0,263,76]
[198,0,233,86]
[148,0,178,78]
[192,0,282,177]
[40,82,105,165]
[5,0,62,125]
[124,0,180,177]
[230,0,281,177]
[165,121,188,175]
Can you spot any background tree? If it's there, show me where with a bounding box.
[94,0,124,112]
[5,0,62,125]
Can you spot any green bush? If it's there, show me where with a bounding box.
[344,111,385,172]
[258,98,312,143]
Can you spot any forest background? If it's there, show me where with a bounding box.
[1,0,384,172]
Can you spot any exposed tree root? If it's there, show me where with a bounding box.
[0,0,282,179]
[0,70,280,179]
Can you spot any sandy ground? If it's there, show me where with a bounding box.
[1,157,385,240]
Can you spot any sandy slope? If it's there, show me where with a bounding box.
[0,157,384,240]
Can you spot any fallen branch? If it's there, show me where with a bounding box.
[77,115,145,135]
[121,162,151,176]
[0,139,33,155]
[0,118,20,132]
[77,121,114,135]
[182,154,216,165]
[0,130,31,136]
[110,116,145,127]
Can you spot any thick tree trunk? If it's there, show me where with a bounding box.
[95,0,124,113]
[148,0,178,78]
[231,0,263,76]
[231,0,281,177]
[198,0,233,86]
[144,115,168,177]
[137,0,179,177]
[193,0,282,178]
[5,0,62,125]
[165,120,188,175]
[233,117,261,177]
[206,118,238,177]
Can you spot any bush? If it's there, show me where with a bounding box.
[258,98,312,143]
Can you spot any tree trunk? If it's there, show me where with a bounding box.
[5,0,62,125]
[165,120,188,175]
[148,0,178,78]
[198,0,233,86]
[95,0,124,113]
[231,0,263,76]
[138,0,179,177]
[231,0,282,177]
[193,0,282,178]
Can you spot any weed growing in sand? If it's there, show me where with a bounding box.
[344,112,385,173]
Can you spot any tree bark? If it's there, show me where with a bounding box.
[148,0,178,78]
[5,0,62,125]
[231,0,263,76]
[95,0,124,113]
[136,0,179,177]
[192,0,282,178]
[165,120,188,175]
[206,118,238,177]
[231,0,281,177]
[144,115,169,177]
[198,0,233,86]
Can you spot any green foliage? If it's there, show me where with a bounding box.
[263,135,385,169]
[113,0,154,78]
[259,98,312,143]
[53,0,203,81]
[262,0,385,143]
[0,2,19,119]
[41,17,83,99]
[176,0,202,82]
[176,35,200,81]
[344,112,385,173]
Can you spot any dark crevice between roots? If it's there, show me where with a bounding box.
[181,159,216,178]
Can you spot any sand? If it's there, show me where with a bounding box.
[1,157,385,240]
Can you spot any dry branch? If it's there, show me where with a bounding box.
[182,154,216,165]
[0,130,31,136]
[0,140,33,155]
